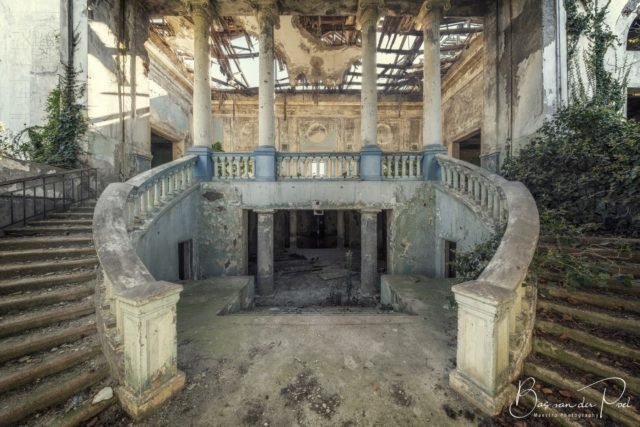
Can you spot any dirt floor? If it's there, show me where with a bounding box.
[96,277,492,426]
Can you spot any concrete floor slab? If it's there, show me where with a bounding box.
[134,277,485,426]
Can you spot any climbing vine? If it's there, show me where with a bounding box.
[0,34,87,169]
[564,0,628,109]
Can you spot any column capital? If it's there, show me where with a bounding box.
[252,0,280,29]
[182,0,215,20]
[415,0,450,30]
[356,0,384,30]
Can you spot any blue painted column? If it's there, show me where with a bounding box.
[357,1,382,181]
[417,1,448,181]
[186,2,213,180]
[254,0,279,181]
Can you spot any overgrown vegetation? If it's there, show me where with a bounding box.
[0,34,87,169]
[454,231,503,280]
[503,0,639,236]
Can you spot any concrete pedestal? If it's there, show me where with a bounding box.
[360,210,379,295]
[256,210,274,295]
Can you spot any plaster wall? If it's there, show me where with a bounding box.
[86,0,151,186]
[133,186,199,281]
[213,94,423,153]
[0,1,61,136]
[147,34,194,158]
[441,36,484,151]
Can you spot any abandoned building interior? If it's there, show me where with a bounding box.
[0,0,639,425]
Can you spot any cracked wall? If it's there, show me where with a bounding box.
[213,93,423,152]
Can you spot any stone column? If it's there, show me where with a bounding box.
[336,210,345,248]
[357,0,382,180]
[186,1,214,179]
[289,211,297,250]
[254,0,279,181]
[256,210,275,295]
[416,1,449,180]
[360,210,379,295]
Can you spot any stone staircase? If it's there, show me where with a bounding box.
[508,237,640,426]
[0,201,115,426]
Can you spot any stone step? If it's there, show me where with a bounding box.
[524,362,640,426]
[533,338,640,394]
[0,257,97,278]
[0,247,96,264]
[47,212,94,220]
[541,286,640,314]
[0,319,96,363]
[0,284,94,314]
[536,320,640,361]
[27,219,93,226]
[50,393,116,427]
[0,300,94,339]
[0,357,109,426]
[4,225,93,236]
[69,206,94,214]
[0,235,93,251]
[0,340,101,394]
[537,300,640,335]
[0,270,96,295]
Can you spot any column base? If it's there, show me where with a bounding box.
[360,145,382,181]
[254,146,277,181]
[449,370,515,416]
[480,151,501,173]
[186,146,213,180]
[257,276,274,296]
[117,371,186,421]
[421,144,447,181]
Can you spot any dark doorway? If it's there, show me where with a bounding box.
[628,91,640,121]
[151,132,175,168]
[178,239,193,280]
[453,132,481,166]
[444,240,457,278]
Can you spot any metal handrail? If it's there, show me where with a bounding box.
[0,168,98,229]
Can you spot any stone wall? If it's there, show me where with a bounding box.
[212,93,424,153]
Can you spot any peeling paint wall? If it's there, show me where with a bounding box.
[213,94,423,152]
[481,0,568,171]
[0,1,62,136]
[147,34,194,158]
[441,36,484,152]
[198,183,249,277]
[86,0,151,186]
[194,181,493,280]
[134,188,199,281]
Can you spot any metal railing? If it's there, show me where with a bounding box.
[0,168,97,229]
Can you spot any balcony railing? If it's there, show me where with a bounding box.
[93,155,196,418]
[212,153,255,180]
[437,154,539,415]
[382,153,422,180]
[277,152,360,180]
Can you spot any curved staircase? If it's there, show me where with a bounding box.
[0,201,114,426]
[508,237,640,426]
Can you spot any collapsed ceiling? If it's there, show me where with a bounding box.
[150,14,482,95]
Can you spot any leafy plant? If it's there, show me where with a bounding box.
[1,34,87,169]
[454,231,503,280]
